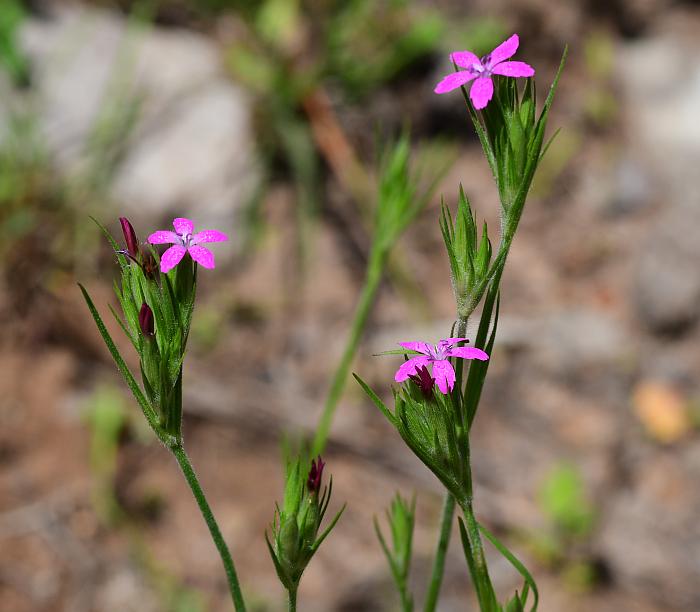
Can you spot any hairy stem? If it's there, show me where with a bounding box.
[288,586,298,612]
[171,445,246,612]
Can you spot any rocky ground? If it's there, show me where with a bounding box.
[1,1,700,611]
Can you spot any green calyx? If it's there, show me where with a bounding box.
[440,186,492,319]
[267,457,345,593]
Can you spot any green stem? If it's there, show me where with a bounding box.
[424,314,468,612]
[288,586,298,612]
[171,445,246,612]
[312,253,384,455]
[399,582,413,612]
[423,493,455,612]
[459,498,496,610]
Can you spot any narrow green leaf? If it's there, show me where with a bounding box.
[312,504,346,553]
[79,283,162,436]
[478,522,539,612]
[353,373,396,425]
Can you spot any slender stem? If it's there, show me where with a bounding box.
[288,586,298,612]
[458,497,496,609]
[312,253,384,455]
[171,444,246,612]
[399,581,413,612]
[423,493,456,612]
[424,314,468,612]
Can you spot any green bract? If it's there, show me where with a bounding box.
[374,493,416,612]
[266,457,345,595]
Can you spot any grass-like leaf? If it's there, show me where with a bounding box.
[79,283,164,440]
[478,522,539,612]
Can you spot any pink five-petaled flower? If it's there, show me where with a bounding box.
[434,34,535,109]
[394,338,489,395]
[148,217,228,274]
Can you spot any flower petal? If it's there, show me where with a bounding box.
[191,229,229,245]
[432,360,456,394]
[470,77,494,109]
[491,61,535,78]
[485,33,519,67]
[188,245,216,269]
[148,230,179,245]
[445,346,490,361]
[434,70,477,94]
[173,217,194,235]
[395,356,430,382]
[160,245,187,273]
[450,51,481,70]
[398,342,431,355]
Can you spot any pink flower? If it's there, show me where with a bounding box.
[148,217,228,273]
[394,338,489,395]
[434,34,535,109]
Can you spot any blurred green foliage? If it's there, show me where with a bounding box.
[0,0,30,86]
[582,30,618,127]
[538,463,595,538]
[83,384,128,524]
[526,463,599,592]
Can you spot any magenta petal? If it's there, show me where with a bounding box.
[173,217,194,235]
[148,230,179,245]
[191,229,229,245]
[450,51,481,70]
[470,77,494,109]
[434,70,477,94]
[188,245,216,269]
[491,61,535,78]
[432,360,456,394]
[160,245,187,273]
[398,342,431,355]
[395,356,430,382]
[486,34,519,67]
[446,346,490,361]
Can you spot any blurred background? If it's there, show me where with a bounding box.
[1,0,700,610]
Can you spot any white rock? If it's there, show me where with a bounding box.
[16,4,257,247]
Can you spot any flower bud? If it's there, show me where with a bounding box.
[307,456,325,493]
[119,217,140,259]
[139,302,154,337]
[408,365,435,399]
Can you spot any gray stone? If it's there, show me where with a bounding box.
[618,35,700,335]
[633,199,700,335]
[14,4,257,244]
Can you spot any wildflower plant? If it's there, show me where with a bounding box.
[266,456,345,611]
[79,30,566,612]
[356,36,567,611]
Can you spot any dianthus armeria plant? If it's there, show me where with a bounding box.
[355,34,567,611]
[80,31,565,612]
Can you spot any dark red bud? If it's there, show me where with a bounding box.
[408,365,435,398]
[307,456,325,493]
[119,217,140,259]
[139,302,154,337]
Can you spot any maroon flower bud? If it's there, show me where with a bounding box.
[139,302,154,337]
[119,217,140,259]
[408,365,435,398]
[307,456,325,494]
